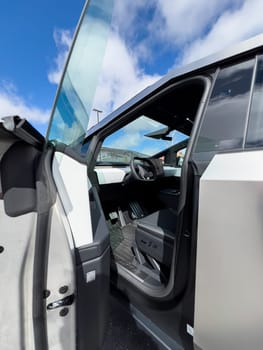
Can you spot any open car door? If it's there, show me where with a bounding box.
[0,1,114,349]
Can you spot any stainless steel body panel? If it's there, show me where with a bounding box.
[194,150,263,350]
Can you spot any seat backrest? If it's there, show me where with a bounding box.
[0,140,40,216]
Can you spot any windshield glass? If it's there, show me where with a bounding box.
[97,148,146,165]
[99,116,188,164]
[47,0,114,147]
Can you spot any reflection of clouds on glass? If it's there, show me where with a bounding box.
[213,69,254,100]
[124,116,162,132]
[104,116,175,156]
[196,59,254,153]
[219,60,254,79]
[204,93,249,137]
[90,31,160,128]
[48,0,114,146]
[107,117,162,150]
[109,131,141,149]
[196,93,250,152]
[171,130,188,144]
[68,17,112,114]
[48,108,83,144]
[49,72,89,142]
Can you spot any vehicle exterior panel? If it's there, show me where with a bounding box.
[195,150,263,350]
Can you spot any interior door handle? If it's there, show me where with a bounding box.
[47,294,75,310]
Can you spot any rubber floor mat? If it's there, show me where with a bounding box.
[109,221,137,271]
[108,221,124,251]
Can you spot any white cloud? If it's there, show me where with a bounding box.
[181,0,263,64]
[90,32,161,127]
[45,0,263,134]
[0,82,50,124]
[88,0,263,129]
[123,116,162,133]
[109,131,141,149]
[105,116,165,153]
[150,0,263,67]
[48,29,73,84]
[154,0,243,46]
[67,17,114,117]
[113,0,146,34]
[44,5,161,130]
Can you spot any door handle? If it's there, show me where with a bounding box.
[47,294,75,310]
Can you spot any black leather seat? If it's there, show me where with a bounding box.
[135,209,177,266]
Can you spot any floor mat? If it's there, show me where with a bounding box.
[109,221,136,271]
[108,221,124,251]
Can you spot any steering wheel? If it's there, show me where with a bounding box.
[130,157,157,181]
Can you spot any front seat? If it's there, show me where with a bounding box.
[135,208,177,266]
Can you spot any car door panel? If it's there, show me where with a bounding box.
[0,203,37,350]
[52,152,110,350]
[45,198,76,350]
[75,187,110,350]
[76,247,110,350]
[52,153,93,247]
[0,123,49,350]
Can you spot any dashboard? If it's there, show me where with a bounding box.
[95,165,182,185]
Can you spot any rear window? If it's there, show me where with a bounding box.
[194,59,254,156]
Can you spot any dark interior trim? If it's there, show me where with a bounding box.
[32,147,56,350]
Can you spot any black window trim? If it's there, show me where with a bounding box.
[190,68,220,155]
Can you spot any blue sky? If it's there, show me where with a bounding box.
[1,0,263,139]
[0,0,85,134]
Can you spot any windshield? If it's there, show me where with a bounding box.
[99,116,188,164]
[47,0,114,147]
[97,148,147,165]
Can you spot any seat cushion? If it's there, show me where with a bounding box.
[135,209,177,266]
[137,208,177,235]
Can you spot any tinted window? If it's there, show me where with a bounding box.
[246,56,263,148]
[195,59,254,155]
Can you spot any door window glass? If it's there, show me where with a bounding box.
[195,59,254,156]
[47,0,114,148]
